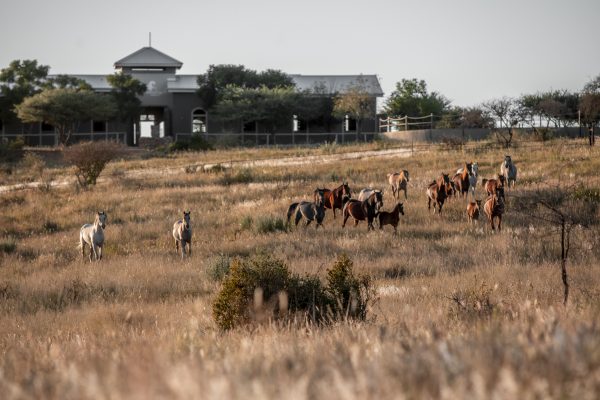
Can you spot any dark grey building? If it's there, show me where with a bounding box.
[1,46,384,146]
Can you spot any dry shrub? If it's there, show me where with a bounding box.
[212,253,373,330]
[63,141,124,188]
[449,282,496,321]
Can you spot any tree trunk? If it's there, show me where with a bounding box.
[561,220,569,306]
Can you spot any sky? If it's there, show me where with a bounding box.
[1,0,599,108]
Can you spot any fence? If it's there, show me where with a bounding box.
[0,131,127,146]
[379,114,435,132]
[175,131,378,146]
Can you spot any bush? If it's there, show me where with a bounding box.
[0,240,17,255]
[255,216,287,234]
[206,254,232,282]
[63,141,123,188]
[212,253,373,330]
[42,220,60,234]
[0,137,25,163]
[325,254,372,320]
[240,215,253,231]
[219,168,254,185]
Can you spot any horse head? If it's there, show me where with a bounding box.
[496,186,505,202]
[395,202,405,216]
[313,189,325,207]
[504,155,512,169]
[183,211,191,230]
[439,173,452,194]
[403,170,410,182]
[96,211,107,229]
[498,174,506,187]
[471,162,479,176]
[475,199,482,208]
[341,182,351,198]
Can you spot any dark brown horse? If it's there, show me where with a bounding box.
[426,173,452,214]
[322,182,351,219]
[482,175,506,201]
[451,162,473,198]
[378,202,405,235]
[342,192,379,230]
[484,193,505,231]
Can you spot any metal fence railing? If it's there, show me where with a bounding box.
[175,131,378,146]
[0,131,126,146]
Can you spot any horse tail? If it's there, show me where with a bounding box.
[286,203,299,224]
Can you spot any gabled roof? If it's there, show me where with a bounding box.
[291,75,384,96]
[114,47,183,69]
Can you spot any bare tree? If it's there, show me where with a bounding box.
[482,97,521,148]
[517,186,598,305]
[580,75,600,146]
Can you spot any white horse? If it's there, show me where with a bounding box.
[173,211,192,258]
[358,188,384,212]
[80,211,107,262]
[456,162,478,199]
[500,155,517,189]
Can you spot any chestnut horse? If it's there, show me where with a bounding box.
[451,162,473,198]
[322,182,351,219]
[426,173,452,214]
[378,202,405,235]
[342,192,379,230]
[482,175,506,201]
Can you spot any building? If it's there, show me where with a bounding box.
[1,46,383,146]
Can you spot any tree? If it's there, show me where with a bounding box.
[0,59,49,123]
[107,73,147,146]
[15,88,116,145]
[482,97,521,148]
[518,90,579,135]
[215,85,302,137]
[384,78,450,118]
[45,74,92,91]
[436,106,494,129]
[63,141,124,188]
[580,75,600,146]
[333,80,375,141]
[517,185,598,305]
[197,65,294,110]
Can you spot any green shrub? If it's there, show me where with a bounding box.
[212,252,373,330]
[0,240,17,254]
[240,215,253,231]
[219,168,254,185]
[255,216,287,234]
[42,220,60,234]
[206,254,232,282]
[326,254,372,320]
[0,137,25,163]
[188,135,213,151]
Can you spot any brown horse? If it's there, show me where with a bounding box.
[322,182,351,219]
[387,170,409,200]
[466,200,482,223]
[451,162,473,198]
[426,173,452,214]
[378,202,405,235]
[484,194,505,231]
[482,175,506,200]
[342,193,379,230]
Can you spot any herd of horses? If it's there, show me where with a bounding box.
[287,155,518,234]
[78,155,518,262]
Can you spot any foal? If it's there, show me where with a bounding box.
[466,200,482,223]
[80,211,107,262]
[173,211,192,258]
[484,194,505,231]
[378,202,405,235]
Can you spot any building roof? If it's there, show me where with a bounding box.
[291,75,384,96]
[49,74,384,96]
[114,47,183,69]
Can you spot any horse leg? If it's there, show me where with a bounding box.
[188,240,192,256]
[81,239,86,260]
[498,216,502,231]
[342,210,349,228]
[404,188,408,200]
[428,197,432,212]
[295,211,302,227]
[393,224,398,236]
[90,244,97,262]
[175,239,179,254]
[98,245,103,261]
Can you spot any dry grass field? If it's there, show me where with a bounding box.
[1,138,600,399]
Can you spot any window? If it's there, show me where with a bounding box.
[41,122,54,132]
[292,115,305,132]
[192,109,207,134]
[344,115,357,132]
[93,120,107,132]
